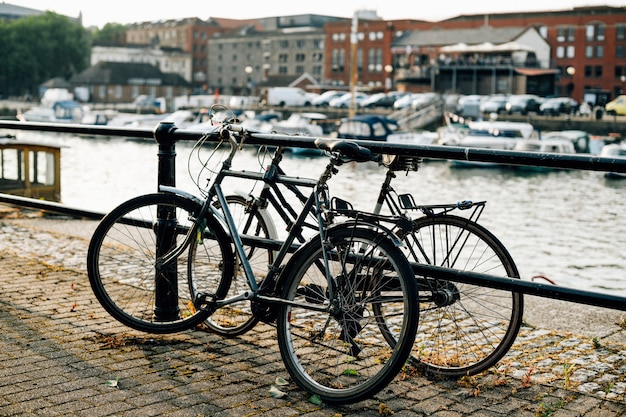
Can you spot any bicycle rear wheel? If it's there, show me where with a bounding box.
[276,225,419,404]
[195,194,275,336]
[401,215,523,378]
[87,193,234,334]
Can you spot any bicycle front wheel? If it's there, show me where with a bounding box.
[405,215,523,378]
[87,193,234,334]
[276,225,419,404]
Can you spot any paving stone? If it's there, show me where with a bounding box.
[0,217,625,416]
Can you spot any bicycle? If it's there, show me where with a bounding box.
[202,144,523,379]
[87,122,420,404]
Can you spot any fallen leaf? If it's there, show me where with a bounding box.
[309,394,322,405]
[275,376,289,386]
[269,385,287,398]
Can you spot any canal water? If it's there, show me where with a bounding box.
[15,130,626,297]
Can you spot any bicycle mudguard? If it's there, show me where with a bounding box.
[159,185,204,206]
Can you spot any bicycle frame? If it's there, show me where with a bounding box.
[159,126,392,314]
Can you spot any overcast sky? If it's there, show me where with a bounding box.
[9,0,624,28]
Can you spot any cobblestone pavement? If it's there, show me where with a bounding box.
[0,213,625,416]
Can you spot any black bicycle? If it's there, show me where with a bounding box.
[202,143,523,379]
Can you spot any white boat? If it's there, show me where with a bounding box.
[511,138,576,172]
[17,99,87,124]
[442,119,538,168]
[599,143,626,179]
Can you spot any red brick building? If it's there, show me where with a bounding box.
[323,6,626,104]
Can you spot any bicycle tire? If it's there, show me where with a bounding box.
[195,194,276,336]
[276,225,419,404]
[87,193,234,334]
[376,215,523,378]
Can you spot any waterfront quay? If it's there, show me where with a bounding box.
[0,212,625,416]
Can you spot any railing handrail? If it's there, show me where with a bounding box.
[2,120,625,173]
[1,119,626,313]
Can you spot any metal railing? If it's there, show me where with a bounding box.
[1,119,626,313]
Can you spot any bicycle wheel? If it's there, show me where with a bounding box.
[276,225,419,404]
[394,215,522,378]
[195,194,276,336]
[87,193,234,334]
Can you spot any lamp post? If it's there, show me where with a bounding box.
[566,66,575,97]
[384,64,393,93]
[245,66,254,96]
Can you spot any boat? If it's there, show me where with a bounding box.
[261,112,330,155]
[511,138,576,172]
[599,142,626,179]
[442,118,538,168]
[0,135,62,202]
[17,99,87,124]
[16,88,95,125]
[336,114,439,145]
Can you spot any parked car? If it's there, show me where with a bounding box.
[605,95,626,116]
[312,90,344,107]
[505,94,542,115]
[328,92,369,108]
[480,95,509,114]
[393,93,423,110]
[265,87,313,107]
[539,97,578,116]
[360,91,405,109]
[456,95,483,118]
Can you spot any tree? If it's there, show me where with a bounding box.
[92,23,128,46]
[0,12,91,98]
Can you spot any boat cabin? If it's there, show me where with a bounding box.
[0,136,61,202]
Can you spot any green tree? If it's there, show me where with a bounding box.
[92,23,127,46]
[0,12,90,98]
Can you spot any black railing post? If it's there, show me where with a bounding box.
[153,122,179,321]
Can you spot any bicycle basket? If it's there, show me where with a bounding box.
[381,154,420,171]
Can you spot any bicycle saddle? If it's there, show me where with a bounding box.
[314,138,373,162]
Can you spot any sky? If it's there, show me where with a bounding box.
[9,0,625,28]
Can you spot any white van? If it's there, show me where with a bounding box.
[265,87,312,107]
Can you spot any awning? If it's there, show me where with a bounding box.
[515,68,559,76]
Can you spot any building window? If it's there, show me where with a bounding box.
[596,45,604,58]
[114,85,122,99]
[556,46,564,58]
[586,46,593,58]
[357,48,363,72]
[557,27,567,42]
[314,39,324,49]
[617,46,624,58]
[586,23,605,41]
[312,52,323,62]
[567,46,575,58]
[295,65,304,74]
[595,66,603,77]
[618,24,625,41]
[278,66,288,74]
[312,66,322,75]
[295,53,306,62]
[296,40,306,49]
[279,40,289,49]
[584,65,592,77]
[279,54,288,63]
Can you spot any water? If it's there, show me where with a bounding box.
[14,130,626,296]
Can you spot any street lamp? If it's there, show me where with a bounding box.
[244,66,254,96]
[384,64,393,92]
